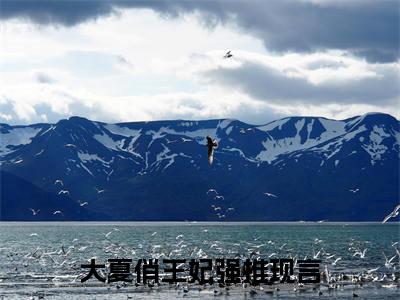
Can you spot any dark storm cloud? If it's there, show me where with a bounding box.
[202,61,400,105]
[1,0,398,62]
[0,0,116,26]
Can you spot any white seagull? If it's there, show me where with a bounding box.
[383,252,397,268]
[382,204,400,223]
[207,189,218,195]
[54,179,64,186]
[353,248,367,258]
[95,188,105,194]
[53,210,64,216]
[29,208,40,215]
[263,192,277,198]
[165,138,177,144]
[349,188,359,193]
[104,228,120,238]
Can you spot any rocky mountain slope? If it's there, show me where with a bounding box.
[1,113,398,221]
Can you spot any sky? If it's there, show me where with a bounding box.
[0,0,399,125]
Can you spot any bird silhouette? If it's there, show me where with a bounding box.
[206,136,218,165]
[223,50,233,59]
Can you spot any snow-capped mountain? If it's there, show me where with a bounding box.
[1,113,399,221]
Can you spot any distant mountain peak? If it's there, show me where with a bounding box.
[1,113,398,221]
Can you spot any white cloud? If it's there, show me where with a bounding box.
[0,8,398,125]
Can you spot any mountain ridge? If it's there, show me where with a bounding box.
[1,112,399,221]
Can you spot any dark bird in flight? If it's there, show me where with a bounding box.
[223,50,233,59]
[207,136,218,165]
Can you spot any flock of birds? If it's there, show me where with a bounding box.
[25,105,399,224]
[20,70,399,298]
[8,225,397,299]
[27,178,400,224]
[27,179,105,218]
[206,189,235,219]
[203,185,399,224]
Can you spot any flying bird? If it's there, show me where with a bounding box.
[207,189,218,195]
[166,138,177,144]
[58,190,70,196]
[383,252,397,268]
[95,188,105,194]
[332,257,342,265]
[349,188,359,193]
[353,248,367,258]
[367,267,380,274]
[78,200,88,207]
[223,50,233,59]
[54,179,64,186]
[29,208,40,215]
[206,136,218,165]
[104,228,120,238]
[382,204,400,223]
[263,192,277,198]
[53,210,63,216]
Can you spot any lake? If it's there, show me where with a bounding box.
[0,222,399,299]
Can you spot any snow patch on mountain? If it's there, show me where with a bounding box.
[223,147,258,163]
[256,118,354,163]
[93,132,125,151]
[104,124,141,139]
[225,126,233,135]
[257,118,290,132]
[361,125,390,165]
[318,118,346,139]
[79,162,94,177]
[147,127,218,145]
[311,125,367,160]
[218,119,234,130]
[153,144,178,171]
[0,127,41,156]
[78,151,109,165]
[256,119,318,163]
